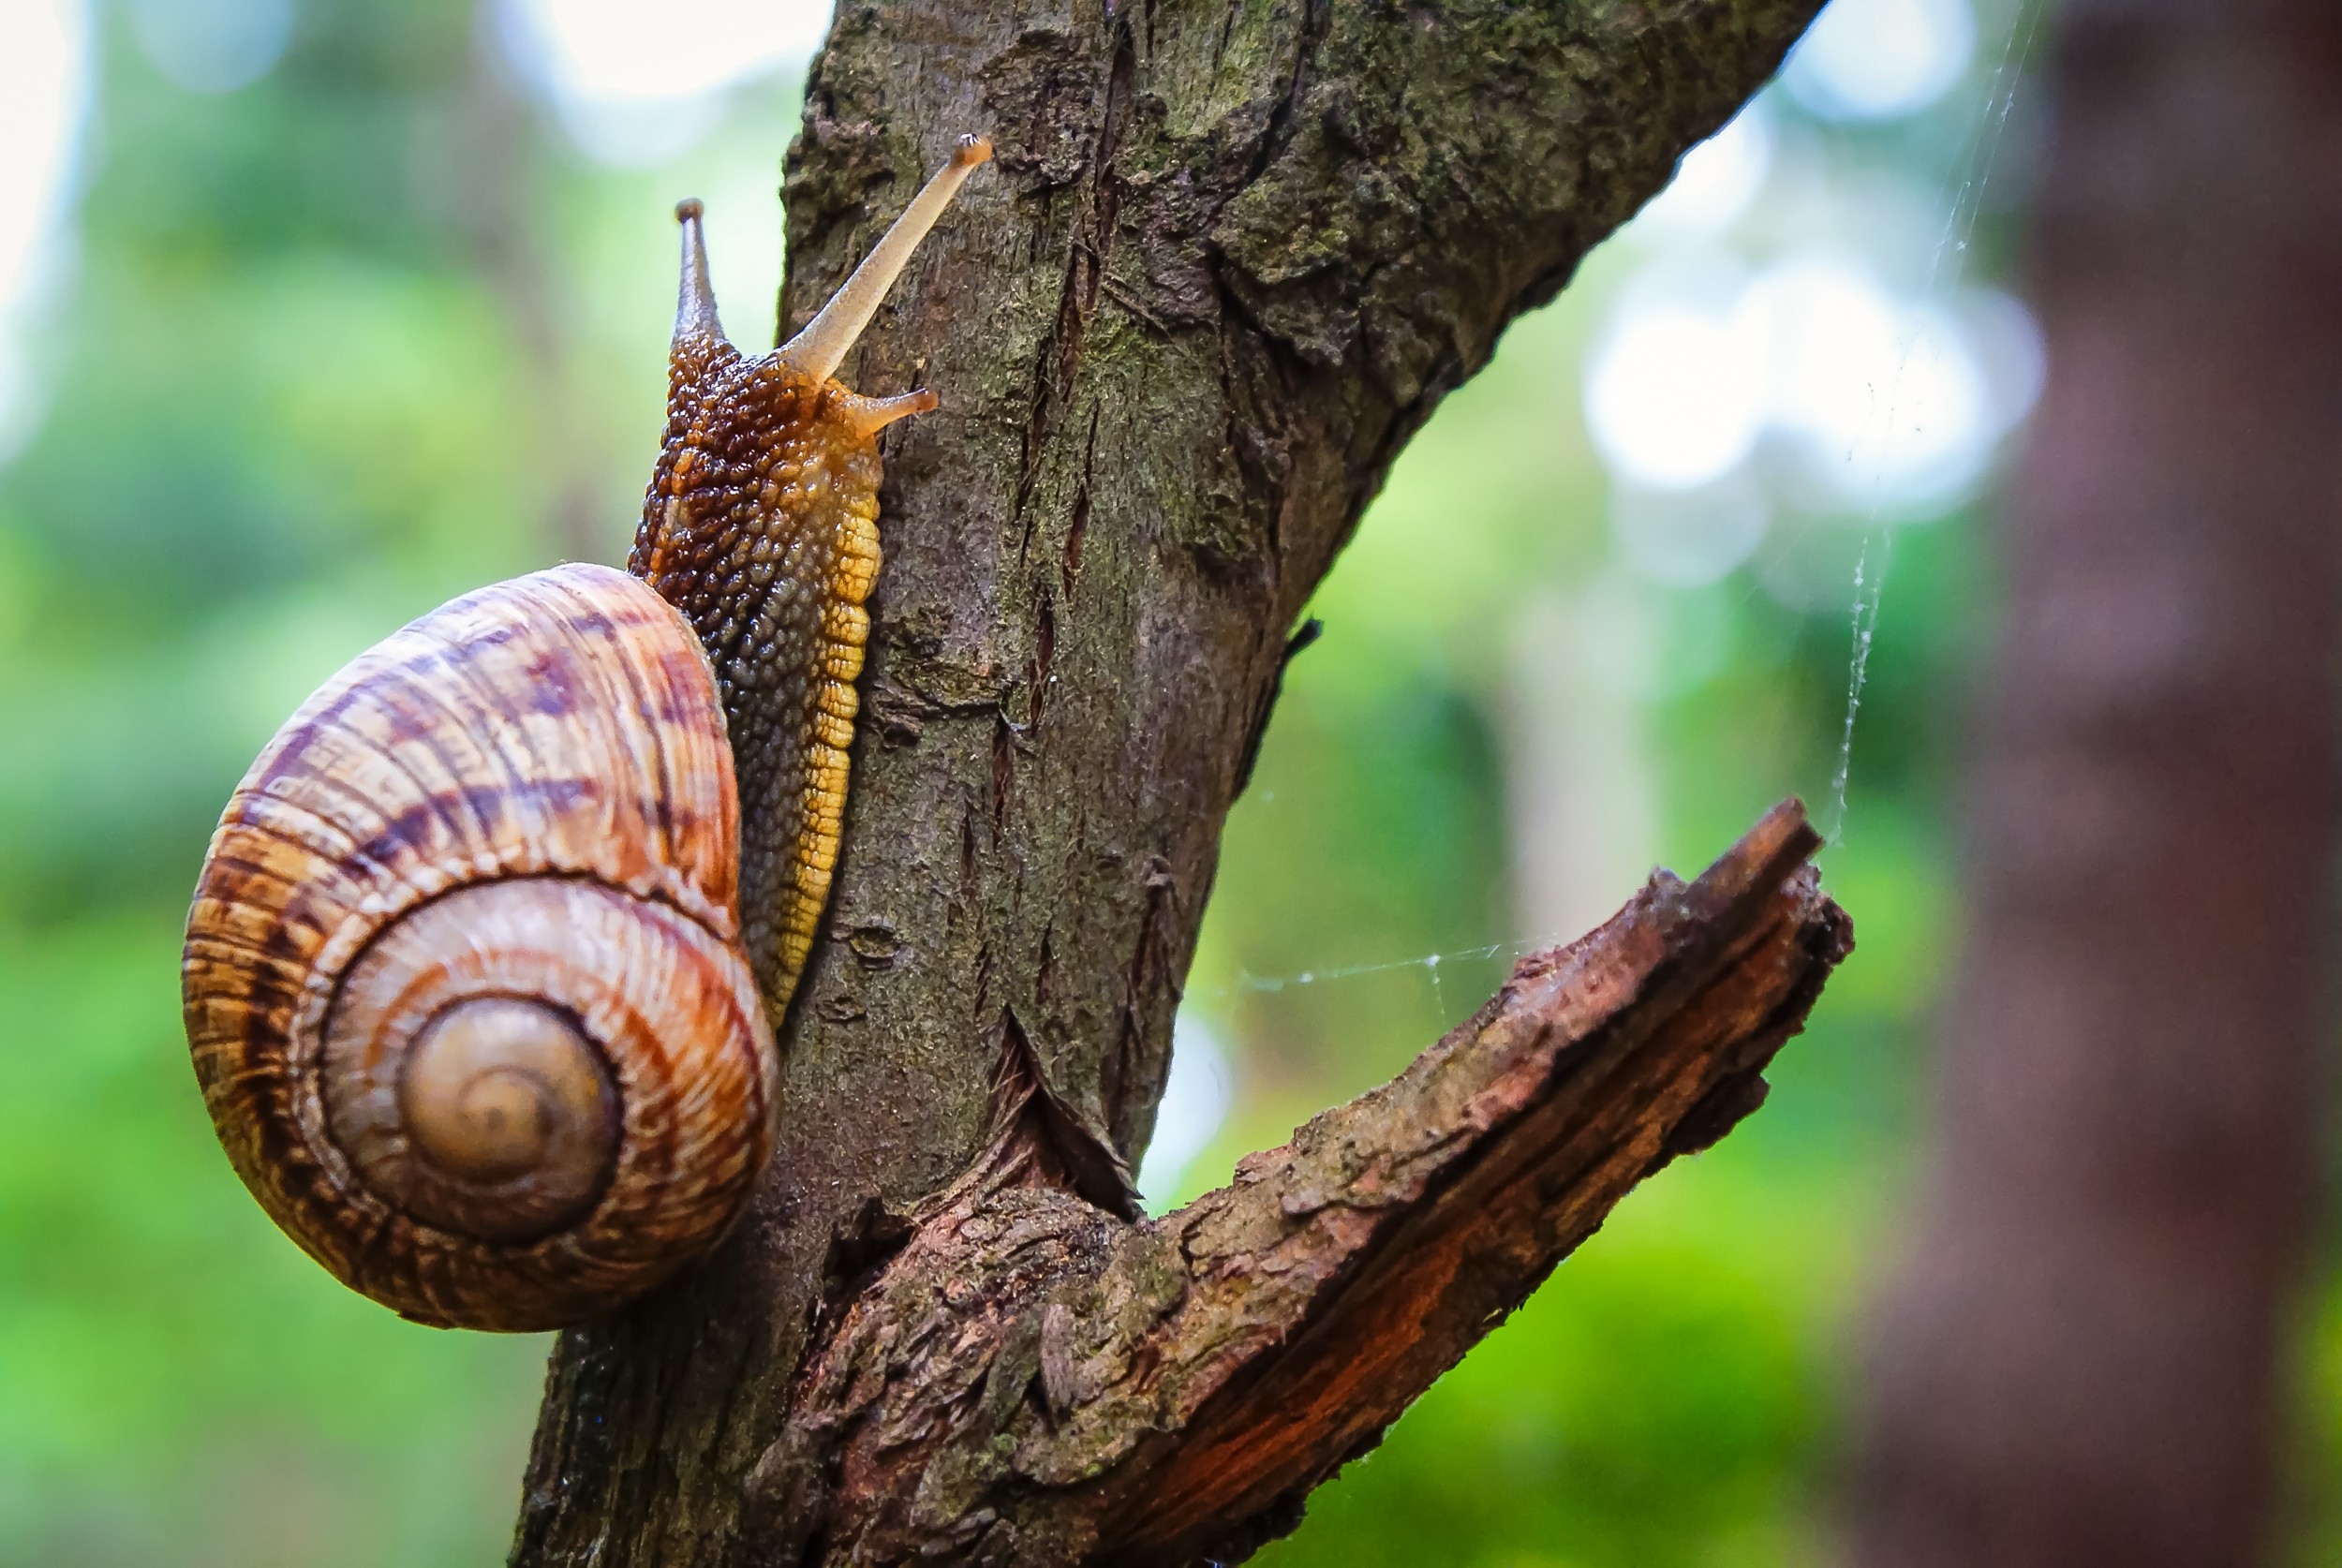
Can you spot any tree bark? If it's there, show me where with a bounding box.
[1849,4,2342,1564]
[512,1,1830,1561]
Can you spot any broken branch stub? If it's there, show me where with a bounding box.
[744,799,1851,1565]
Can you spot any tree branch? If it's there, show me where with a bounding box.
[737,802,1849,1565]
[514,1,1831,1560]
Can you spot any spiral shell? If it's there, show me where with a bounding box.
[182,563,778,1331]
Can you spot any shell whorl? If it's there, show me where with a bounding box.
[182,563,777,1331]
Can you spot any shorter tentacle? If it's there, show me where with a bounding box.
[673,198,725,343]
[835,388,940,437]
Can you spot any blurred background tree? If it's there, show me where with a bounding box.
[1849,4,2342,1564]
[0,0,2331,1564]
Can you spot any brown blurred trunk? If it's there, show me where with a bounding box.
[1850,4,2342,1564]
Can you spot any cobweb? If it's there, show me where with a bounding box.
[1828,0,2048,841]
[1142,0,2050,1207]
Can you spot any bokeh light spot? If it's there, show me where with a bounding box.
[500,0,834,166]
[1635,106,1775,238]
[1584,291,1766,491]
[126,0,293,96]
[1137,1013,1232,1210]
[0,0,88,465]
[1784,0,1976,122]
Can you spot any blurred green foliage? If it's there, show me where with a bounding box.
[1198,298,1953,1568]
[0,4,590,1561]
[9,3,2305,1567]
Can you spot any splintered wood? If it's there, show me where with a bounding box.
[749,800,1852,1566]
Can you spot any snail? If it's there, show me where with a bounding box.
[181,134,994,1331]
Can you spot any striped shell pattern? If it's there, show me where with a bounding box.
[181,563,778,1331]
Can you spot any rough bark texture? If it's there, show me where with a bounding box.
[1850,4,2342,1564]
[514,1,1830,1561]
[742,804,1845,1565]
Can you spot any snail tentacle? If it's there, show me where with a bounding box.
[672,197,724,343]
[777,133,993,382]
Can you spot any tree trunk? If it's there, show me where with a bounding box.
[1850,4,2342,1564]
[511,2,1833,1561]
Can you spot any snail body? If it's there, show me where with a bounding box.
[183,136,993,1329]
[640,135,994,1017]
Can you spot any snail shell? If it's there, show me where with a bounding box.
[182,563,777,1331]
[182,135,994,1330]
